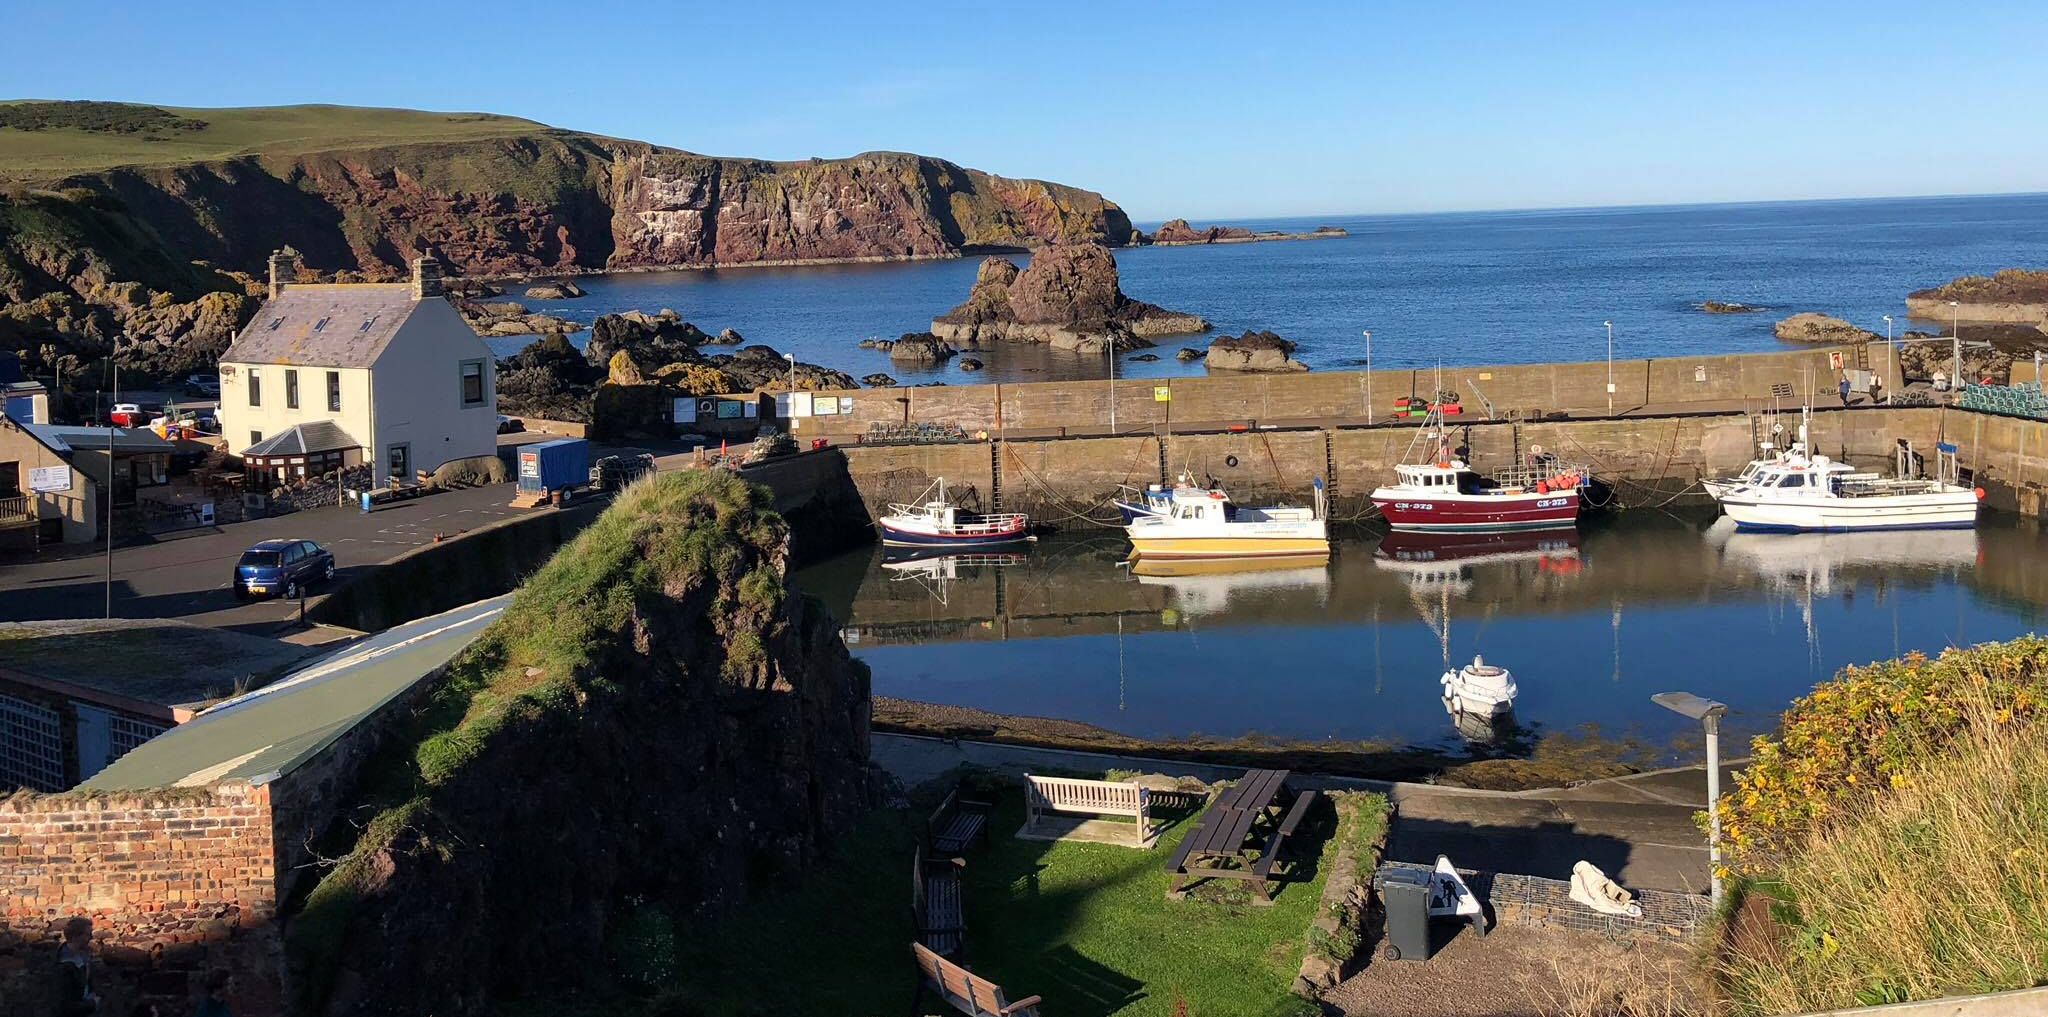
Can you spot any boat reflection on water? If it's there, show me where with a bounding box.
[1129,554,1331,616]
[1706,516,1980,594]
[879,548,1030,607]
[1443,696,1517,745]
[1371,529,1584,573]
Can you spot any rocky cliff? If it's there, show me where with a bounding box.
[929,244,1209,354]
[0,102,1132,384]
[287,470,871,1015]
[1907,269,2048,325]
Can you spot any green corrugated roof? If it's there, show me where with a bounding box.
[81,595,508,791]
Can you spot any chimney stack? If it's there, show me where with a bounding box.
[411,253,444,300]
[267,246,301,300]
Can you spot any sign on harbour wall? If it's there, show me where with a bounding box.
[28,466,70,493]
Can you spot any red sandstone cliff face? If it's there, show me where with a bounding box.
[4,135,1130,375]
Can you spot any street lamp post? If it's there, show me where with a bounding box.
[1106,339,1117,434]
[1882,315,1894,405]
[1949,300,1962,393]
[1604,321,1615,416]
[105,335,120,619]
[1362,330,1373,424]
[1652,691,1730,904]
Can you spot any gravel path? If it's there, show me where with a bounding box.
[1323,921,1705,1017]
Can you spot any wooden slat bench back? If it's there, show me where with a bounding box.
[913,942,1044,1016]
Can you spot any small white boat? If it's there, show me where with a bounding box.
[1440,654,1517,716]
[878,478,1032,548]
[1124,478,1329,562]
[1705,408,1852,502]
[1718,440,1982,532]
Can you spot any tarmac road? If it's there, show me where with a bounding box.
[0,483,524,633]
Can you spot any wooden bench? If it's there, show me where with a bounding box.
[929,784,992,857]
[1024,774,1152,846]
[912,942,1043,1017]
[912,842,966,959]
[1166,770,1317,903]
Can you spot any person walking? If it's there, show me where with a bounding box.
[1839,375,1853,406]
[56,917,99,1016]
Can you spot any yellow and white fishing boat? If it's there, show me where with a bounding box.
[1124,478,1329,562]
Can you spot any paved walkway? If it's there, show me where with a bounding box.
[871,733,1726,893]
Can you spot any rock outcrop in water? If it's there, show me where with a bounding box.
[287,471,872,1016]
[1205,330,1308,372]
[928,244,1209,355]
[1774,313,1878,344]
[1907,269,2048,325]
[1138,219,1348,245]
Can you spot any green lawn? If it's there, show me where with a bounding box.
[644,780,1359,1017]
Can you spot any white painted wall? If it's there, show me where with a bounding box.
[366,299,498,485]
[216,362,374,457]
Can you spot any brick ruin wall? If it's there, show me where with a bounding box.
[0,782,282,1016]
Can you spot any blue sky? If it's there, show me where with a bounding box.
[7,1,2045,219]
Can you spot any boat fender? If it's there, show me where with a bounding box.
[1976,487,1987,500]
[1537,481,1551,494]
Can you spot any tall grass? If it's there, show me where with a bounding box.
[1719,694,2048,1015]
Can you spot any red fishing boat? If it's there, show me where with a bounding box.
[1369,419,1586,533]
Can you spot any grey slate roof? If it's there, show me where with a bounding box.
[243,420,360,457]
[222,284,421,368]
[23,424,174,454]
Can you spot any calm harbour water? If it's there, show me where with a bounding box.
[794,514,2047,764]
[502,193,2048,385]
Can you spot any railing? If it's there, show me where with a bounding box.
[0,495,34,528]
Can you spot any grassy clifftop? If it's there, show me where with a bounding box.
[0,101,562,179]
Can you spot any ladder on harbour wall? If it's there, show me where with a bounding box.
[990,441,1003,513]
[1323,432,1338,503]
[1156,437,1170,486]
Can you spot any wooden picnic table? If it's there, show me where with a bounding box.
[1164,767,1317,903]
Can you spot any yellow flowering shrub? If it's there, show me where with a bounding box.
[1721,637,2048,870]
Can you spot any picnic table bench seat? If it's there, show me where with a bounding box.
[1165,769,1316,902]
[1249,789,1318,881]
[929,784,992,857]
[913,942,1043,1017]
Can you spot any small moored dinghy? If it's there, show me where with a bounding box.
[878,479,1033,548]
[1440,654,1517,716]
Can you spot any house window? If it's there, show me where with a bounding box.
[460,360,486,408]
[250,431,262,448]
[327,371,342,412]
[249,369,262,407]
[0,461,18,498]
[285,369,299,410]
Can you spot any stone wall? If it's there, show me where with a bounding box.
[0,783,282,1017]
[834,405,2037,527]
[786,344,1876,439]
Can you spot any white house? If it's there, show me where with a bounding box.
[218,248,498,487]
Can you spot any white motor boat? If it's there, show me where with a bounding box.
[1705,408,1853,502]
[1718,440,1982,532]
[1124,478,1329,562]
[1441,654,1517,716]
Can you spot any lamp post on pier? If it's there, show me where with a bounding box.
[1653,691,1730,905]
[1882,315,1894,405]
[1949,300,1962,394]
[1604,321,1615,416]
[1362,330,1373,424]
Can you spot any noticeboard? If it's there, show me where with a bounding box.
[1153,386,1171,402]
[29,466,70,493]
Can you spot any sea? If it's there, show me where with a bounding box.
[494,192,2048,385]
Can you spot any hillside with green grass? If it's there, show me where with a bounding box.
[0,100,1133,388]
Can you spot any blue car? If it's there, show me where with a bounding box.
[233,538,336,600]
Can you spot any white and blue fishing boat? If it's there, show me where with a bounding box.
[878,479,1033,548]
